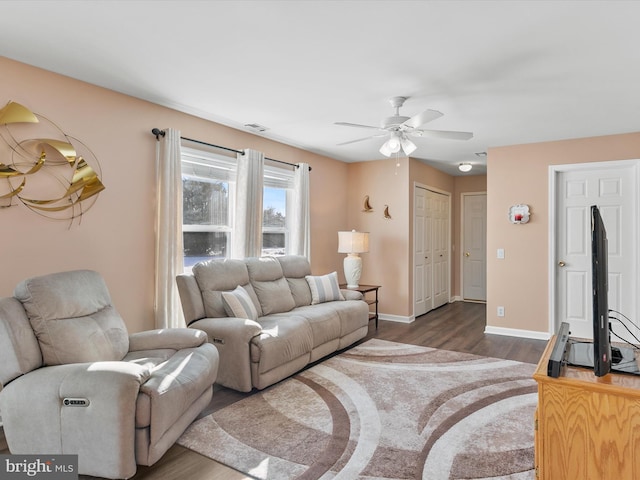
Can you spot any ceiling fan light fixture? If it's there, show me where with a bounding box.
[380,133,402,157]
[379,139,393,157]
[401,136,417,155]
[380,133,417,157]
[458,163,473,172]
[337,96,473,161]
[388,134,401,152]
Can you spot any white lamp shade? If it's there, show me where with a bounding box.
[379,138,396,157]
[379,140,392,157]
[458,163,472,172]
[387,135,401,152]
[380,133,416,157]
[401,137,417,155]
[338,230,369,253]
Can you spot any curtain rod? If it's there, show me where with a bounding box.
[151,128,310,171]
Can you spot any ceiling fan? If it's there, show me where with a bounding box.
[335,96,473,157]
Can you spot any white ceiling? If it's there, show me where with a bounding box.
[1,1,640,176]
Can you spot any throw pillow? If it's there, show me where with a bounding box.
[222,285,259,320]
[305,271,345,305]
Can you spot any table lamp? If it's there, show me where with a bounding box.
[338,230,369,288]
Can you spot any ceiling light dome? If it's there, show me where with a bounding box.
[458,163,472,172]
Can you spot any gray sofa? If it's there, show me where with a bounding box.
[177,255,369,392]
[0,270,219,479]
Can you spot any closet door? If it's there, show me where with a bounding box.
[414,187,432,316]
[431,190,450,309]
[414,187,450,316]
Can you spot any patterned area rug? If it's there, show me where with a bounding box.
[178,339,537,479]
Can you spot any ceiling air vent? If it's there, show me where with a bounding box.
[244,123,269,133]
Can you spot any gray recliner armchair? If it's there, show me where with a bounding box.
[0,270,219,479]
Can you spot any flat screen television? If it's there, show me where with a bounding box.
[591,205,611,376]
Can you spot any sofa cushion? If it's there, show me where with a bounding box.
[222,286,259,320]
[246,257,295,315]
[253,277,296,315]
[251,316,313,373]
[193,259,262,318]
[333,299,370,336]
[277,255,313,307]
[274,303,342,348]
[0,297,43,387]
[305,272,345,305]
[14,270,129,366]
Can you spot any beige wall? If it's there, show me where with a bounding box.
[487,132,640,335]
[0,56,350,332]
[345,158,410,317]
[345,156,486,319]
[19,54,620,334]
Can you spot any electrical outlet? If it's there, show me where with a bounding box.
[497,306,505,317]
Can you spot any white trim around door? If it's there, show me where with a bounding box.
[548,159,640,337]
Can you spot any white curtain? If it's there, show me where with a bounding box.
[232,148,264,258]
[290,162,311,259]
[154,128,185,328]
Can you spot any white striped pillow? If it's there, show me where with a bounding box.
[221,285,259,320]
[305,271,345,305]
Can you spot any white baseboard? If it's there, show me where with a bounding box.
[485,325,551,341]
[378,313,415,324]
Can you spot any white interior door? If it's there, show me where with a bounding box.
[554,163,637,342]
[414,186,450,316]
[431,191,450,309]
[462,193,487,301]
[414,187,431,316]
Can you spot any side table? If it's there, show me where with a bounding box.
[340,284,381,329]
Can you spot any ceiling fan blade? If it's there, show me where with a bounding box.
[413,129,474,141]
[337,134,386,146]
[334,121,384,131]
[403,109,443,129]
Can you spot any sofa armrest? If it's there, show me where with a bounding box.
[191,317,262,344]
[189,317,262,392]
[0,361,150,479]
[176,274,206,324]
[128,328,207,352]
[341,289,364,301]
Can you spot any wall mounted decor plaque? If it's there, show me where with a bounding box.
[0,101,105,225]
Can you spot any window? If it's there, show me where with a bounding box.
[262,165,294,256]
[181,147,295,270]
[181,147,235,271]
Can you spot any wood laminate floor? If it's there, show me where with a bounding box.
[1,301,548,480]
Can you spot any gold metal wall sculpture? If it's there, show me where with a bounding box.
[0,101,105,224]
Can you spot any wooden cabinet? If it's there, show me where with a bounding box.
[533,337,640,479]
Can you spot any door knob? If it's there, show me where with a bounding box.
[464,252,470,257]
[558,261,566,267]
